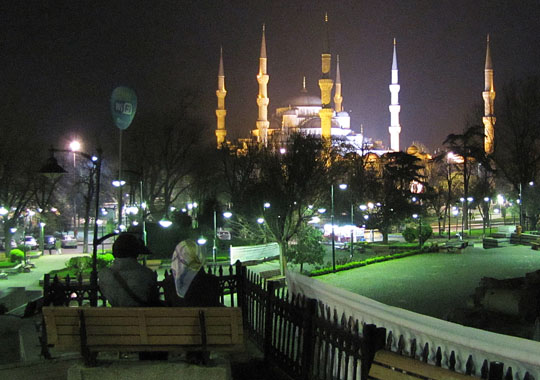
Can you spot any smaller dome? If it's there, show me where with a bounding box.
[407,145,419,155]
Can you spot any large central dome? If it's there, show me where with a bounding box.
[285,88,321,107]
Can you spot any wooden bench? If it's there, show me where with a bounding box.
[531,239,540,250]
[443,241,468,253]
[43,306,244,366]
[368,350,479,379]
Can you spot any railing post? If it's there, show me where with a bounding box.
[263,280,276,362]
[301,298,318,380]
[235,261,246,322]
[488,361,503,380]
[361,324,386,380]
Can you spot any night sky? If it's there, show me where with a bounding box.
[3,1,540,153]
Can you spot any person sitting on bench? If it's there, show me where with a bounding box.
[98,233,159,307]
[170,239,220,307]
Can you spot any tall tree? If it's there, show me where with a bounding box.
[443,125,487,230]
[493,76,540,226]
[366,152,425,243]
[220,134,338,274]
[123,95,209,221]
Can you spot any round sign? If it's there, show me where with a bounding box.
[110,86,137,130]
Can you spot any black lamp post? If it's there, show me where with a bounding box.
[40,147,102,307]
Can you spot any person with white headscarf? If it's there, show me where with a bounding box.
[170,240,221,307]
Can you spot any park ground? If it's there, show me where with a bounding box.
[2,241,540,378]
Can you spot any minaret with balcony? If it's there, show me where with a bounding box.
[483,34,496,154]
[215,47,227,148]
[388,38,401,152]
[318,13,334,139]
[256,25,270,147]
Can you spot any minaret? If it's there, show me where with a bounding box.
[256,24,270,147]
[215,47,227,148]
[388,38,401,152]
[318,12,334,139]
[482,34,495,154]
[334,55,343,112]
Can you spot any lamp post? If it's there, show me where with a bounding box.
[212,210,232,265]
[452,208,459,235]
[412,214,421,249]
[40,147,102,306]
[467,196,474,236]
[460,197,465,238]
[39,222,46,254]
[483,197,491,236]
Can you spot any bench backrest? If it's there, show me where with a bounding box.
[43,306,243,351]
[368,350,477,380]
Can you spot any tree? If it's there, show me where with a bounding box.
[365,152,425,243]
[285,223,324,273]
[123,95,210,221]
[444,124,487,230]
[492,76,540,226]
[220,134,338,274]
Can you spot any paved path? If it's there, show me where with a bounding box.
[316,244,540,320]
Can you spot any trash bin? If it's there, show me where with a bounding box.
[516,225,522,235]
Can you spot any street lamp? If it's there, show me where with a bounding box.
[39,222,46,254]
[483,197,491,236]
[213,210,232,265]
[40,146,102,306]
[412,214,421,249]
[452,208,459,235]
[460,197,465,238]
[467,196,474,236]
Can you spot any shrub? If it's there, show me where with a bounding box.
[419,223,433,243]
[10,249,25,263]
[402,227,418,243]
[97,253,114,269]
[66,256,92,275]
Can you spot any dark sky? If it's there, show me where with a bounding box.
[3,1,540,153]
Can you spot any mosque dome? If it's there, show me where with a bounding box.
[285,78,321,107]
[285,90,321,107]
[406,145,419,155]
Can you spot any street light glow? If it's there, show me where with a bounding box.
[339,183,348,190]
[223,211,232,218]
[69,140,81,152]
[257,217,264,224]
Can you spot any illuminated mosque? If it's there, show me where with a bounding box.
[215,15,495,157]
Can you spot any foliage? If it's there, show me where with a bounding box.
[66,256,92,274]
[0,261,17,268]
[97,253,114,269]
[402,227,417,243]
[309,249,423,276]
[9,249,24,262]
[444,124,489,230]
[493,76,540,207]
[364,152,426,243]
[419,223,433,243]
[285,224,325,272]
[219,133,340,273]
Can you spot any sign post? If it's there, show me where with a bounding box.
[110,86,137,228]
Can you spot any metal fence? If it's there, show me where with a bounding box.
[42,263,529,380]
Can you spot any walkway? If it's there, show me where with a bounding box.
[317,244,540,321]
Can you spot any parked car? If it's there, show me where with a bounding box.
[61,235,78,248]
[44,235,56,250]
[22,236,39,250]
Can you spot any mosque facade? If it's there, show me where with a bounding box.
[215,16,494,156]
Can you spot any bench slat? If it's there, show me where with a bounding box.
[43,306,244,356]
[371,351,476,380]
[369,365,418,379]
[54,321,242,336]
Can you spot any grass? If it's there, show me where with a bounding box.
[0,261,17,268]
